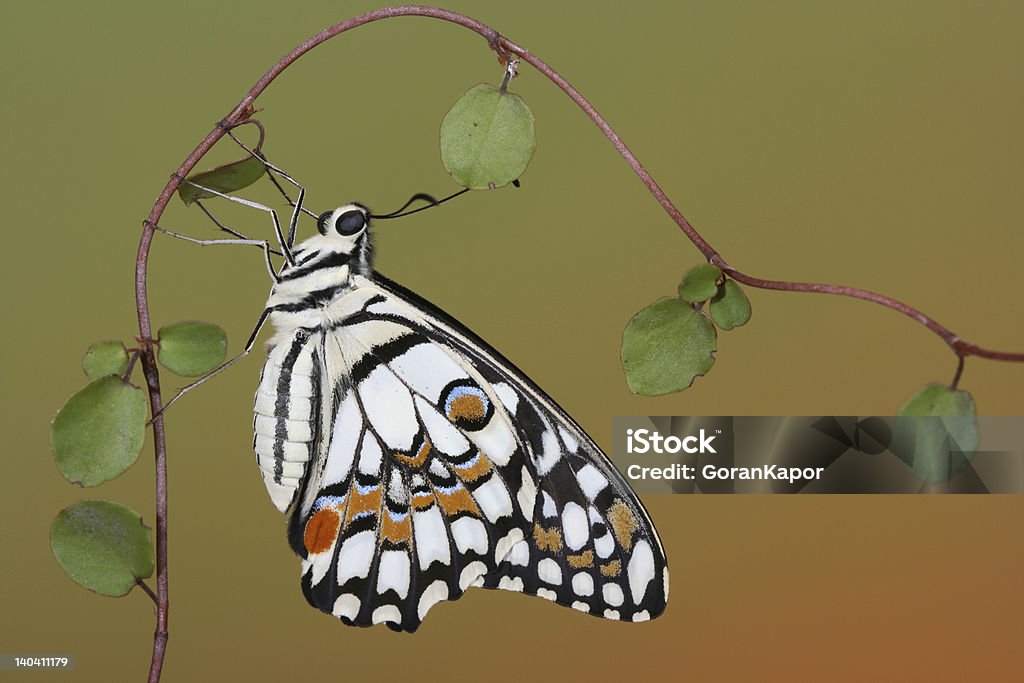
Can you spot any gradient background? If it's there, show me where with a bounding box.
[2,1,1022,681]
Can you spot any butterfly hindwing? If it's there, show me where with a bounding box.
[284,274,667,631]
[478,373,668,621]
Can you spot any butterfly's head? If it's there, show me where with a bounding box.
[315,202,373,273]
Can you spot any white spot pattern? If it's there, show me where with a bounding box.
[628,540,656,604]
[538,558,562,585]
[602,583,624,607]
[562,502,589,551]
[572,572,594,597]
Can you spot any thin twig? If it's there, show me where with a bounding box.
[716,268,1024,362]
[122,350,141,384]
[133,6,1022,681]
[951,355,966,390]
[136,578,159,606]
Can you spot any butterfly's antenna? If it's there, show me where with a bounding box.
[370,188,472,220]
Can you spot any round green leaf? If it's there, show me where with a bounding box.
[82,341,129,379]
[678,264,722,303]
[710,280,752,330]
[621,297,717,396]
[898,384,976,418]
[51,500,154,597]
[177,155,267,205]
[893,385,978,483]
[157,321,227,377]
[440,83,536,189]
[51,376,148,486]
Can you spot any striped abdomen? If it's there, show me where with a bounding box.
[253,328,321,512]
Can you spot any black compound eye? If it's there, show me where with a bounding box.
[335,209,367,236]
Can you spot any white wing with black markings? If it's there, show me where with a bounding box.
[279,274,668,632]
[252,203,668,632]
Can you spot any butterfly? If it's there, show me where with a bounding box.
[251,202,669,632]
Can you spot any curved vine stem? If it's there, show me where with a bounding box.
[134,5,1023,681]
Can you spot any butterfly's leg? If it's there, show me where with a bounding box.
[223,128,314,249]
[152,307,272,419]
[284,183,305,250]
[150,222,282,284]
[193,199,284,249]
[184,181,295,266]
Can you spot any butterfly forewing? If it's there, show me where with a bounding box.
[266,273,668,631]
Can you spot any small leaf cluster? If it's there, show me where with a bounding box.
[621,264,750,396]
[620,267,978,485]
[50,322,226,596]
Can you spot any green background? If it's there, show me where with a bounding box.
[3,1,1022,680]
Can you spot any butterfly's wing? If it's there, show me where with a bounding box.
[287,274,668,632]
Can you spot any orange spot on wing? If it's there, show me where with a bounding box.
[436,485,480,516]
[532,523,563,552]
[381,510,412,545]
[600,560,622,577]
[394,438,431,468]
[411,492,435,511]
[607,499,637,551]
[448,394,486,422]
[345,485,383,525]
[304,508,341,555]
[567,550,594,568]
[453,452,491,482]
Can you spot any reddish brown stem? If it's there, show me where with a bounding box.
[133,6,1021,681]
[716,266,1024,362]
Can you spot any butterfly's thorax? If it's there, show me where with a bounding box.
[265,232,374,340]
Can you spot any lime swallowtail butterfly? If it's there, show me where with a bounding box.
[174,151,669,632]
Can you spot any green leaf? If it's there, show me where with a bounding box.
[440,83,536,189]
[82,341,129,379]
[621,297,717,395]
[51,500,154,597]
[51,377,148,486]
[156,321,227,377]
[710,280,752,330]
[898,384,976,418]
[892,385,978,484]
[177,155,267,205]
[678,264,722,303]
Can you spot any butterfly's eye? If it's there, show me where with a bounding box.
[335,209,367,236]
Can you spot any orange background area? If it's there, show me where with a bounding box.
[2,2,1021,681]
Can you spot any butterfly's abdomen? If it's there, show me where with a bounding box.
[253,328,321,512]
